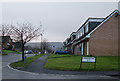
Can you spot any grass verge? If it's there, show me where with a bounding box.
[2,50,22,55]
[10,54,43,68]
[1,53,8,55]
[44,54,120,71]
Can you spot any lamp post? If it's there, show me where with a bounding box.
[40,33,43,54]
[40,21,43,54]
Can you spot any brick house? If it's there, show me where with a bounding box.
[64,10,120,56]
[0,36,13,50]
[0,36,22,52]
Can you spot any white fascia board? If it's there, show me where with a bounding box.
[89,19,104,22]
[89,10,120,35]
[73,35,90,45]
[86,34,90,38]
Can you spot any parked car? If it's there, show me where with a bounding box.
[55,50,69,54]
[24,50,33,54]
[38,52,41,54]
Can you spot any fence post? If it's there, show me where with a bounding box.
[94,56,97,70]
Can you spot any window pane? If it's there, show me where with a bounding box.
[85,24,88,33]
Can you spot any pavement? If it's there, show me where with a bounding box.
[2,53,120,79]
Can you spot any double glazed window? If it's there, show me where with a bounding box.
[82,28,84,35]
[76,45,79,51]
[77,33,79,38]
[79,43,82,51]
[77,25,87,39]
[80,30,82,37]
[79,28,84,37]
[77,43,82,52]
[85,24,88,33]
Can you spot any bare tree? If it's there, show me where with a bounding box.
[10,22,42,61]
[1,24,11,36]
[42,38,52,54]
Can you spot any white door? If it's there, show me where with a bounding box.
[87,41,89,55]
[82,42,84,55]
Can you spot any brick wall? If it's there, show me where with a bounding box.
[89,13,119,56]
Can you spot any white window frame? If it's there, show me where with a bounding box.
[9,39,11,42]
[77,32,79,39]
[79,43,82,51]
[85,24,88,33]
[82,42,84,55]
[82,28,84,35]
[79,30,82,37]
[76,45,78,52]
[7,43,10,45]
[87,41,89,55]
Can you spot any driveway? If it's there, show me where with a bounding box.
[2,53,119,79]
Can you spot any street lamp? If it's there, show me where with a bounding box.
[40,33,43,54]
[40,21,44,54]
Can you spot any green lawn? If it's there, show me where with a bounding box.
[44,54,120,71]
[2,50,22,55]
[10,54,43,68]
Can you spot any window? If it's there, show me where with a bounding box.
[80,30,82,36]
[79,31,81,38]
[9,39,11,42]
[78,33,79,38]
[85,24,88,33]
[76,45,79,52]
[82,28,84,35]
[77,32,79,39]
[7,43,10,45]
[76,43,82,52]
[79,43,82,51]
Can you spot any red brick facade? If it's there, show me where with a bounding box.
[89,13,119,56]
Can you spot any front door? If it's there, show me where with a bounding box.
[82,42,84,55]
[86,41,89,55]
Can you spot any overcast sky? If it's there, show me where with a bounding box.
[2,2,118,42]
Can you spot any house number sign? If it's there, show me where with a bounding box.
[80,56,97,70]
[82,57,95,62]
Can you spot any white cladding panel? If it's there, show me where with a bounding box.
[89,19,104,22]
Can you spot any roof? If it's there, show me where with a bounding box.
[88,9,120,35]
[76,17,105,33]
[64,9,120,43]
[70,32,76,36]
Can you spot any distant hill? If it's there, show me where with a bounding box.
[25,42,64,51]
